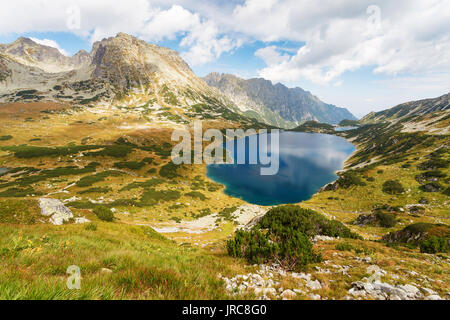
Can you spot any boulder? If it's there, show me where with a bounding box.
[39,198,73,225]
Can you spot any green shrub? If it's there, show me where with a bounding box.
[0,187,41,197]
[0,135,13,141]
[76,171,122,187]
[77,187,112,194]
[337,171,366,189]
[257,206,362,239]
[159,162,181,179]
[227,229,321,270]
[185,191,208,201]
[420,237,449,254]
[227,205,361,270]
[113,161,145,170]
[375,211,397,228]
[217,206,238,222]
[142,157,154,164]
[404,222,435,234]
[419,181,444,192]
[382,180,405,195]
[93,206,114,222]
[418,158,449,170]
[335,242,354,251]
[443,187,450,196]
[120,178,164,191]
[2,145,101,158]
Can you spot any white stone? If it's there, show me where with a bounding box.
[306,280,322,291]
[281,289,297,299]
[75,217,90,224]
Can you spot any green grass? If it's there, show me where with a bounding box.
[76,171,123,188]
[2,145,102,159]
[140,189,181,206]
[0,223,235,299]
[0,199,41,224]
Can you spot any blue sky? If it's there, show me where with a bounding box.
[1,0,449,118]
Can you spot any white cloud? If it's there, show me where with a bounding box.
[143,5,199,41]
[255,46,289,65]
[235,0,450,85]
[29,38,69,56]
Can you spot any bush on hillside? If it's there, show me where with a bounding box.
[113,161,145,170]
[227,205,361,270]
[337,171,366,189]
[382,180,405,195]
[93,206,114,222]
[420,237,449,254]
[375,211,397,228]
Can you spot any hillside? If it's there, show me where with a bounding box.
[361,93,450,135]
[204,72,356,127]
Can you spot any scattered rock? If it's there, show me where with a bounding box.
[312,235,337,243]
[348,280,442,300]
[281,289,297,299]
[75,217,90,224]
[306,280,322,291]
[101,268,113,274]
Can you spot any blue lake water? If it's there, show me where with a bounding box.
[335,126,358,132]
[207,132,355,206]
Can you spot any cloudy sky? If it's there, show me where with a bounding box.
[1,0,449,117]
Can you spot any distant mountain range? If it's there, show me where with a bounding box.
[1,33,356,128]
[204,73,356,127]
[361,93,450,123]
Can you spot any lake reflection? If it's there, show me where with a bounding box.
[207,132,355,206]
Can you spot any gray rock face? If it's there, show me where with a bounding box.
[204,72,356,127]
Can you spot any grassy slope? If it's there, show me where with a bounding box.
[0,221,252,299]
[0,101,448,300]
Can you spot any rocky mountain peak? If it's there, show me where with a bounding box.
[89,33,198,90]
[203,72,356,126]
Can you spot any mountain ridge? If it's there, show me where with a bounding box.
[203,72,357,127]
